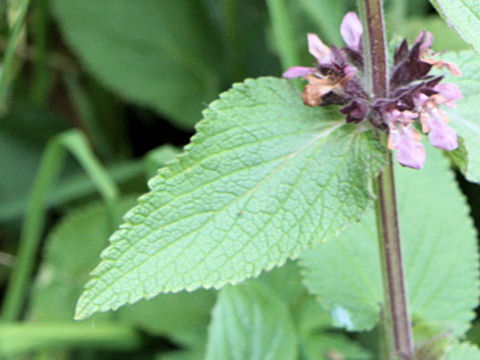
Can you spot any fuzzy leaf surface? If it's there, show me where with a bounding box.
[438,50,480,183]
[446,343,480,360]
[430,0,480,53]
[51,0,220,129]
[75,77,386,320]
[205,281,296,360]
[31,199,214,347]
[301,146,479,334]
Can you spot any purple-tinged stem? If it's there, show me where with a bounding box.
[357,0,414,359]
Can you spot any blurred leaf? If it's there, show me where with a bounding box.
[1,104,69,146]
[390,16,469,52]
[260,261,332,335]
[445,342,480,360]
[118,290,215,348]
[259,260,332,335]
[412,320,452,360]
[205,281,297,360]
[0,322,141,356]
[266,0,302,72]
[301,146,479,334]
[31,197,214,353]
[430,0,480,53]
[204,0,281,80]
[156,349,204,360]
[296,0,347,45]
[51,0,221,129]
[0,133,42,211]
[294,297,332,338]
[74,77,386,320]
[433,50,480,183]
[406,0,431,16]
[0,160,144,223]
[259,260,306,306]
[144,145,181,179]
[301,333,373,360]
[0,105,70,209]
[30,197,137,321]
[413,318,452,346]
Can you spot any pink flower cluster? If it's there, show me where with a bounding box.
[386,83,461,169]
[283,12,462,169]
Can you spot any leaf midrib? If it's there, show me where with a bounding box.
[78,122,346,313]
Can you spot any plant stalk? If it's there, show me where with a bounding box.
[357,0,414,358]
[1,130,120,321]
[0,0,31,107]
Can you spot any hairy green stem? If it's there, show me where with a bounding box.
[1,130,120,321]
[358,0,414,359]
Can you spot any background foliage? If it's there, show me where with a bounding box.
[1,0,480,359]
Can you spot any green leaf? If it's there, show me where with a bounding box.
[0,160,144,223]
[75,77,386,319]
[391,16,469,52]
[294,297,332,336]
[0,133,43,214]
[31,198,214,349]
[157,349,204,360]
[430,0,480,53]
[435,50,480,183]
[301,333,373,360]
[259,260,306,306]
[259,260,332,335]
[30,198,137,321]
[205,281,297,360]
[445,342,480,360]
[144,145,181,179]
[118,290,215,348]
[51,0,221,129]
[301,145,479,334]
[1,104,69,146]
[0,322,141,356]
[296,0,346,45]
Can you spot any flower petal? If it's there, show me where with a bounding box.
[340,12,363,49]
[282,66,314,79]
[389,127,426,169]
[427,114,458,150]
[307,33,332,64]
[416,31,434,52]
[434,83,462,103]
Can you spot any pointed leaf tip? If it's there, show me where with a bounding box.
[76,77,387,317]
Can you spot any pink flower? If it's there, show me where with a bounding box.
[420,107,458,151]
[308,33,333,65]
[417,32,462,77]
[385,110,425,169]
[282,13,461,170]
[416,31,434,52]
[415,83,460,151]
[340,12,363,49]
[282,34,333,79]
[388,124,426,169]
[434,83,462,107]
[282,66,314,79]
[282,13,363,79]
